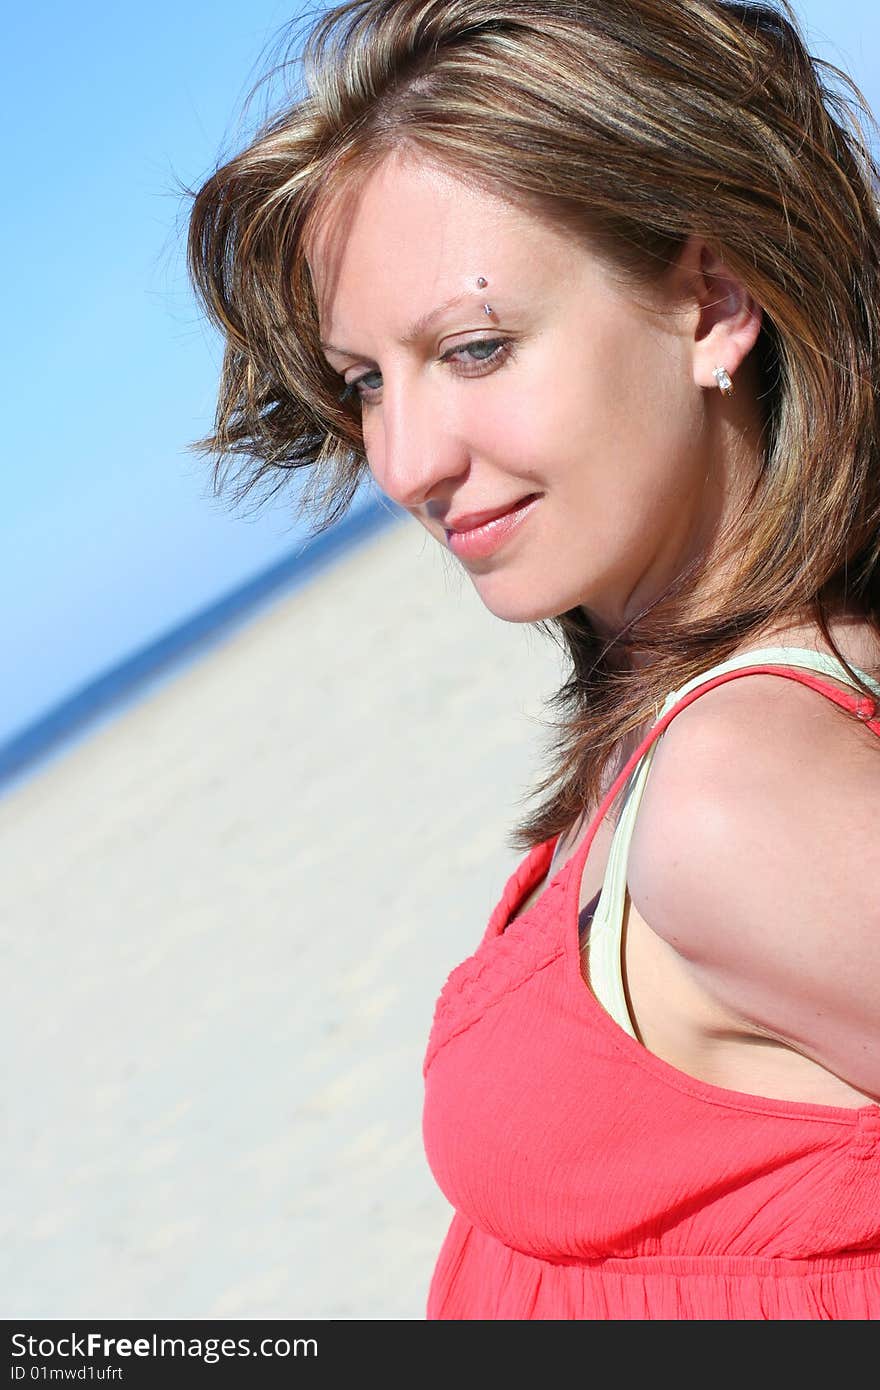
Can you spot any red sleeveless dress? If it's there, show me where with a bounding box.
[422,666,880,1319]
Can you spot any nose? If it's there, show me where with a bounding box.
[364,375,469,512]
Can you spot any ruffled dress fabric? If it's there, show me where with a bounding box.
[421,668,880,1320]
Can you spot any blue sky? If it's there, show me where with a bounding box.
[2,0,878,748]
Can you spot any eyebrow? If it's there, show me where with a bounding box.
[320,291,480,359]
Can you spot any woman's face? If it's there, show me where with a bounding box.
[308,150,746,634]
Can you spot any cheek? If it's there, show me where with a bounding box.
[531,339,699,505]
[485,368,641,500]
[487,324,640,466]
[476,361,589,479]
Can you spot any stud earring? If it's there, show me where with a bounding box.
[713,366,734,396]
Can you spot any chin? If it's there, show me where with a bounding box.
[468,575,576,625]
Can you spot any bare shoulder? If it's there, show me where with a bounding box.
[646,669,879,833]
[627,670,880,1098]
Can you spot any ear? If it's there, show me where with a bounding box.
[677,237,763,392]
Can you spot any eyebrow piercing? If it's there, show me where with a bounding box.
[476,275,494,315]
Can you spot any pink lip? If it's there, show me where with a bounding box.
[445,494,540,560]
[445,497,536,532]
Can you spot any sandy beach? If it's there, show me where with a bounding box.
[1,516,565,1320]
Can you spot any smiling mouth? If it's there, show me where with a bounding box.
[442,493,541,560]
[444,494,540,534]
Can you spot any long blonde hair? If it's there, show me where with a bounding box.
[187,0,880,850]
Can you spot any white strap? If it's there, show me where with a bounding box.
[586,748,657,1038]
[665,646,880,707]
[586,646,880,1036]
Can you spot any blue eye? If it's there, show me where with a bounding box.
[339,338,514,405]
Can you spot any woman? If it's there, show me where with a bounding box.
[187,0,880,1319]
